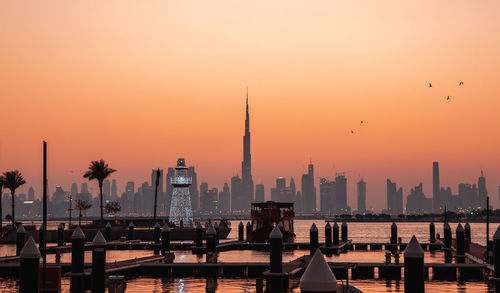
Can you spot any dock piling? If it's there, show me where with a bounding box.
[71,226,85,292]
[16,224,26,256]
[429,222,435,243]
[161,224,171,253]
[91,230,106,293]
[128,222,134,240]
[19,237,40,293]
[310,223,318,255]
[404,235,425,293]
[246,221,252,242]
[332,222,339,246]
[444,223,452,263]
[493,225,500,292]
[154,222,161,254]
[341,221,348,242]
[238,222,244,242]
[325,222,332,247]
[456,223,465,263]
[391,222,398,244]
[57,223,64,246]
[195,222,203,247]
[105,222,111,241]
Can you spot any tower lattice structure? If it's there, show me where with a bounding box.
[169,158,194,227]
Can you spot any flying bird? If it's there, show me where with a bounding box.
[351,130,354,134]
[428,83,432,87]
[459,81,464,86]
[446,96,450,100]
[361,121,364,124]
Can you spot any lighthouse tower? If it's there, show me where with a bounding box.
[169,158,194,227]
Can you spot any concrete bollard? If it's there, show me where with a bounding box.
[310,223,319,255]
[341,221,348,242]
[161,224,171,253]
[443,223,452,263]
[456,223,465,263]
[391,222,398,244]
[19,237,40,293]
[332,222,339,246]
[238,221,244,242]
[270,225,283,273]
[246,221,252,242]
[404,235,425,293]
[325,223,332,247]
[429,222,435,243]
[105,222,112,241]
[128,222,134,240]
[57,223,64,246]
[214,222,220,246]
[154,222,161,255]
[195,222,203,247]
[16,224,26,256]
[464,222,471,240]
[206,224,217,263]
[300,249,337,293]
[493,226,500,292]
[71,226,85,292]
[91,230,107,293]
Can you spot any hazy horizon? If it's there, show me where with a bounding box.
[1,1,500,211]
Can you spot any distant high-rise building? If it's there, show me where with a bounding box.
[271,177,295,202]
[334,174,349,214]
[28,187,35,201]
[406,183,432,214]
[200,187,218,214]
[169,158,194,226]
[81,183,89,194]
[125,182,134,194]
[387,179,403,215]
[294,191,303,213]
[111,179,117,199]
[301,162,316,213]
[319,178,335,214]
[255,184,265,202]
[357,179,366,213]
[290,178,296,196]
[219,183,230,213]
[230,175,242,211]
[71,183,78,197]
[52,186,66,205]
[478,171,488,208]
[103,179,111,200]
[188,167,199,212]
[200,182,209,196]
[432,162,440,213]
[234,92,254,211]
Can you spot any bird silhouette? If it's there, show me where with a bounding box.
[446,96,450,100]
[351,130,354,134]
[459,81,464,86]
[361,121,364,124]
[429,83,432,87]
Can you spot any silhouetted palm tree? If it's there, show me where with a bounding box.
[0,175,5,229]
[153,168,161,223]
[83,160,116,222]
[2,171,26,227]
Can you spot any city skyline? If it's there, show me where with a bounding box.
[1,1,500,211]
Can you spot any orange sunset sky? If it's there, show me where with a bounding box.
[1,1,500,211]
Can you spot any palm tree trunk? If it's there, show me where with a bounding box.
[154,183,158,223]
[10,191,15,227]
[99,183,104,223]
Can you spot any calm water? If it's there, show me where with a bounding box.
[2,220,498,292]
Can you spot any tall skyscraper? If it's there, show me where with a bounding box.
[28,187,35,201]
[230,175,242,211]
[386,179,403,215]
[334,174,349,214]
[255,184,265,202]
[357,179,366,213]
[111,179,117,199]
[432,162,440,213]
[271,177,295,202]
[406,183,432,214]
[478,171,488,208]
[188,167,199,211]
[103,179,111,200]
[301,162,316,213]
[219,183,230,213]
[169,158,194,226]
[239,92,254,211]
[319,178,335,214]
[71,183,78,197]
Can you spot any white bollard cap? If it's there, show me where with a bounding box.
[72,226,85,239]
[270,225,283,239]
[404,235,424,258]
[20,237,41,259]
[300,249,337,292]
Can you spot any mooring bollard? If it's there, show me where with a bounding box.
[196,222,203,247]
[456,223,465,263]
[310,223,319,255]
[444,222,452,263]
[246,221,252,242]
[214,222,220,246]
[300,249,338,293]
[20,237,40,293]
[333,222,339,246]
[161,224,171,253]
[238,221,244,242]
[128,221,134,240]
[391,222,398,244]
[404,235,425,293]
[105,222,112,241]
[270,225,283,273]
[429,222,435,243]
[325,222,332,247]
[154,222,161,254]
[57,223,64,246]
[385,251,392,263]
[493,225,500,292]
[464,221,471,240]
[16,224,26,256]
[92,230,107,293]
[71,226,85,292]
[341,221,348,242]
[206,224,216,252]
